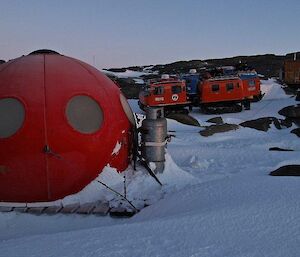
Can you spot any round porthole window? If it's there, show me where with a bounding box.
[120,93,135,125]
[66,95,103,134]
[0,98,25,139]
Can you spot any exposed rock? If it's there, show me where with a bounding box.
[117,78,141,99]
[0,60,5,65]
[206,116,223,125]
[282,85,297,96]
[105,68,127,73]
[166,113,200,127]
[270,165,300,176]
[280,118,293,128]
[291,118,300,127]
[141,74,161,80]
[296,91,300,101]
[200,123,239,137]
[278,105,300,118]
[111,53,294,79]
[240,117,281,131]
[291,128,300,137]
[269,147,294,151]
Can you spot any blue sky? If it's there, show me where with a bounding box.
[0,0,299,68]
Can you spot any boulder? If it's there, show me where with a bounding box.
[296,91,300,101]
[106,68,127,72]
[116,78,141,99]
[200,123,239,137]
[269,147,293,151]
[240,117,292,131]
[291,128,300,137]
[280,118,293,128]
[206,116,223,125]
[270,165,300,176]
[166,113,200,127]
[240,117,281,132]
[282,86,297,96]
[278,105,300,118]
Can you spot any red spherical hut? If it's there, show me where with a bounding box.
[0,50,134,202]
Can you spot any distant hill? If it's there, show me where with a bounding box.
[107,52,300,78]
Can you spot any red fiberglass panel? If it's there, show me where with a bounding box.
[0,53,132,202]
[0,55,48,202]
[44,55,131,200]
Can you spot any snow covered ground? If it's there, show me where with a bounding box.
[102,69,149,78]
[1,79,300,257]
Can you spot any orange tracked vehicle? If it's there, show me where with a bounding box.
[138,75,190,113]
[198,76,246,113]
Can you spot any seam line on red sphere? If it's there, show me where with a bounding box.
[43,54,51,200]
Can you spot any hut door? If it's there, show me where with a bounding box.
[43,54,105,201]
[0,55,49,202]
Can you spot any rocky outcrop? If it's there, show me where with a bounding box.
[291,128,300,137]
[270,165,300,176]
[206,116,223,125]
[117,78,142,99]
[278,105,300,118]
[110,53,300,78]
[239,117,290,132]
[269,147,293,151]
[278,105,300,127]
[296,91,300,101]
[200,123,239,137]
[166,113,200,127]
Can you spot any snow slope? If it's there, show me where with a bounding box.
[1,79,300,257]
[102,69,148,78]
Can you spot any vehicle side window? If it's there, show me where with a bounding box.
[211,84,220,92]
[172,85,182,94]
[226,83,234,91]
[249,80,255,87]
[154,86,164,95]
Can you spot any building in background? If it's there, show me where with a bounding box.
[280,53,300,86]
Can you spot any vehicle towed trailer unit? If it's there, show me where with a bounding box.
[199,76,245,113]
[180,71,201,106]
[238,72,263,102]
[138,75,191,113]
